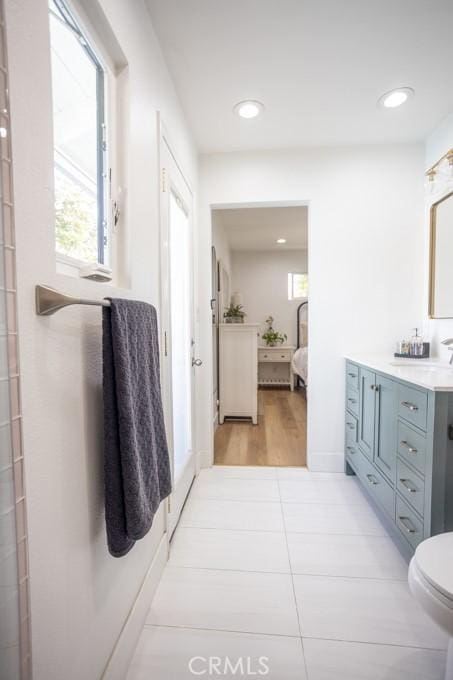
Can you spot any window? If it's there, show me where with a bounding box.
[49,0,108,265]
[288,273,308,300]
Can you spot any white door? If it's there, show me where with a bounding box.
[159,128,197,536]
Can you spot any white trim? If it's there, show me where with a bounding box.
[101,534,168,680]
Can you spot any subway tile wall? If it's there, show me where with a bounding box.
[0,1,32,677]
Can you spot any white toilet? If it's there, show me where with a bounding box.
[409,532,453,679]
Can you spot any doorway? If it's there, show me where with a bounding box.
[211,204,308,467]
[159,128,197,534]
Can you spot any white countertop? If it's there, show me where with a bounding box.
[345,355,453,392]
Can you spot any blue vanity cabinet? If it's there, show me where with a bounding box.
[358,367,376,460]
[345,359,453,559]
[374,374,398,483]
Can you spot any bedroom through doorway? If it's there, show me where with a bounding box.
[211,205,308,467]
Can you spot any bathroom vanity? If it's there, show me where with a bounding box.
[344,357,453,558]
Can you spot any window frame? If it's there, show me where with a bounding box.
[50,0,110,269]
[288,272,309,300]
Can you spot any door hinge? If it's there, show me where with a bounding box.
[161,168,167,192]
[164,330,168,356]
[167,496,171,513]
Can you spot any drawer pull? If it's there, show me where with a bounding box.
[401,401,418,412]
[346,446,355,453]
[280,355,286,358]
[348,398,357,404]
[399,478,417,494]
[400,440,418,454]
[398,515,417,534]
[370,384,380,392]
[366,473,379,486]
[346,422,355,430]
[348,372,357,378]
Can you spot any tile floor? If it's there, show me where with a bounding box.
[127,466,448,679]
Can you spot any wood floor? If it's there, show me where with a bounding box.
[214,388,307,467]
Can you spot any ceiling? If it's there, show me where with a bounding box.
[214,206,308,251]
[146,0,453,153]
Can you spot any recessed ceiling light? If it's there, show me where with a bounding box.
[378,87,414,109]
[234,100,264,119]
[276,238,286,244]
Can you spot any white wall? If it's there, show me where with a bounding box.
[423,111,453,360]
[6,1,197,678]
[231,249,307,345]
[197,145,425,471]
[211,211,231,278]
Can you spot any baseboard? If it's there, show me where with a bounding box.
[307,452,344,472]
[102,534,168,680]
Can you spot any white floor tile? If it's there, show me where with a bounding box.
[303,638,446,680]
[190,477,280,502]
[170,527,290,573]
[282,501,388,535]
[287,533,408,579]
[277,468,348,481]
[294,575,448,649]
[180,498,285,532]
[207,466,278,480]
[128,626,306,680]
[279,479,368,504]
[147,566,300,637]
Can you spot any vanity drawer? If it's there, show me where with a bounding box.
[346,362,359,392]
[396,458,425,517]
[346,386,359,417]
[359,453,394,521]
[396,496,424,551]
[398,384,428,431]
[345,414,358,446]
[258,349,291,362]
[397,420,426,476]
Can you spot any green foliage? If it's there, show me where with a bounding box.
[224,303,246,319]
[55,175,98,262]
[262,316,287,346]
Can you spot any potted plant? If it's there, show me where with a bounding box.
[224,303,246,324]
[262,316,287,346]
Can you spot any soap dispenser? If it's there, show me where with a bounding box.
[410,328,424,357]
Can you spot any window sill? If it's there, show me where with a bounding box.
[56,253,112,282]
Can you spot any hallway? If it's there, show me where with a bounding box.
[127,466,447,679]
[214,389,307,467]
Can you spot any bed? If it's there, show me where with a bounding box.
[292,301,308,388]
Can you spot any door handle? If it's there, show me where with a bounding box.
[401,401,418,412]
[192,358,203,367]
[366,474,379,486]
[398,516,416,534]
[399,478,417,494]
[400,440,417,454]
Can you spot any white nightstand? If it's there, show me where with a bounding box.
[258,345,295,391]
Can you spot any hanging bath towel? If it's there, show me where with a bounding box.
[102,298,171,557]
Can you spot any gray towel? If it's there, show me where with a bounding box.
[103,298,172,557]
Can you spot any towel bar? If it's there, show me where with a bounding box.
[35,285,111,316]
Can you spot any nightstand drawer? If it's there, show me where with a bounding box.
[258,349,291,362]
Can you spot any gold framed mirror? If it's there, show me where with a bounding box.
[429,190,453,318]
